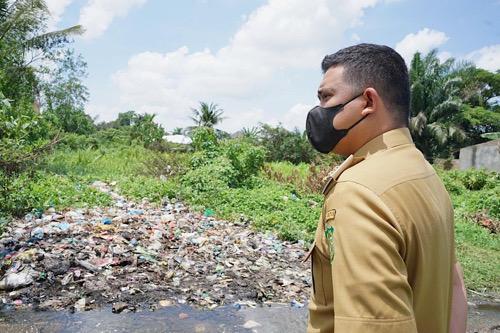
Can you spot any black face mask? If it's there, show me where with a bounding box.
[306,93,367,154]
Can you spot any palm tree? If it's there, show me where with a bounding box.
[0,0,83,110]
[0,0,83,49]
[409,50,470,160]
[172,127,183,135]
[190,102,225,127]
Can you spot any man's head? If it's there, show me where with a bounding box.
[315,43,409,155]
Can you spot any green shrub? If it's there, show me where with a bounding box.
[222,139,266,186]
[459,168,495,191]
[57,132,98,150]
[438,169,466,195]
[191,126,218,152]
[182,156,235,194]
[258,124,318,164]
[0,170,112,217]
[117,176,178,203]
[140,152,190,178]
[0,96,56,173]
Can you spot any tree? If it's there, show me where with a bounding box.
[258,123,317,164]
[409,50,500,160]
[130,113,165,147]
[408,50,469,160]
[172,127,183,135]
[42,49,94,134]
[455,67,499,108]
[0,0,83,107]
[190,102,225,127]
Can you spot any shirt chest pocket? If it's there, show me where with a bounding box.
[310,240,334,306]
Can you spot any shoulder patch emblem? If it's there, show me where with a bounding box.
[323,209,336,262]
[325,209,336,221]
[324,225,335,263]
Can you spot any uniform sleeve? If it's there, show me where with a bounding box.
[327,181,417,333]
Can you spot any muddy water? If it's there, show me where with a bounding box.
[0,302,497,333]
[0,303,307,333]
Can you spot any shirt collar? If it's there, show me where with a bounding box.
[354,127,414,159]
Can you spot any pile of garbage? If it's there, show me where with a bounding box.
[0,181,311,312]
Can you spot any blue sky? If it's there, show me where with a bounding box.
[47,0,500,132]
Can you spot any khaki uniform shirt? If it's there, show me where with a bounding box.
[306,128,455,333]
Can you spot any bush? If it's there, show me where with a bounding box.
[262,161,338,194]
[186,130,266,189]
[117,176,178,203]
[182,156,236,194]
[0,170,112,218]
[140,152,190,178]
[57,132,99,150]
[258,124,318,164]
[438,169,466,195]
[460,168,498,191]
[222,139,266,187]
[0,96,56,173]
[191,126,218,152]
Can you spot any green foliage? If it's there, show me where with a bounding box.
[117,176,177,203]
[0,0,83,107]
[190,126,218,152]
[457,105,500,144]
[140,152,190,178]
[459,168,497,191]
[455,215,500,290]
[43,144,154,178]
[258,123,318,164]
[182,156,236,194]
[184,180,322,242]
[130,113,165,148]
[409,50,500,160]
[438,168,500,221]
[0,93,55,173]
[190,101,225,127]
[481,132,500,140]
[0,169,111,218]
[43,50,94,134]
[222,139,266,186]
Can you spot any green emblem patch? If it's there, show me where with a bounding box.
[324,225,335,262]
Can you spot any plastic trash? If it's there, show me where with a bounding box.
[0,270,35,291]
[290,299,305,308]
[203,208,215,217]
[57,222,70,231]
[31,227,44,240]
[128,209,144,215]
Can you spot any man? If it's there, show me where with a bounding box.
[304,44,467,332]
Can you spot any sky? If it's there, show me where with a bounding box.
[46,0,500,133]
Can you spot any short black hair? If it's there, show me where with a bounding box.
[321,43,410,126]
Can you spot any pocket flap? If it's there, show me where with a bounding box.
[301,240,316,263]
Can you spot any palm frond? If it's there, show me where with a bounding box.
[26,25,84,49]
[429,98,463,121]
[409,112,427,136]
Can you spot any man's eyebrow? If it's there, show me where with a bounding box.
[317,87,335,97]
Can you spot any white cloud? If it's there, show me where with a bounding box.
[45,0,73,30]
[395,28,449,64]
[91,0,383,132]
[283,103,313,131]
[466,44,500,72]
[78,0,147,40]
[437,51,452,63]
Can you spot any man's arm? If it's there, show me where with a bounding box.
[326,181,417,333]
[449,262,467,333]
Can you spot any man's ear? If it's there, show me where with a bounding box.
[361,88,379,116]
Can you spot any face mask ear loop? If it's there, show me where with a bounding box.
[346,113,369,131]
[342,92,364,108]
